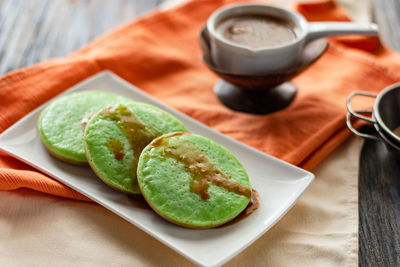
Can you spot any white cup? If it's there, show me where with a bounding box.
[206,3,378,75]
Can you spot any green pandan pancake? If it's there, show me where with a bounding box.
[38,90,130,165]
[137,132,252,228]
[84,103,187,194]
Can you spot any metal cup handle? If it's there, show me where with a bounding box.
[346,91,379,141]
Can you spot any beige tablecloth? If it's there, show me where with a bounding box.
[0,137,360,266]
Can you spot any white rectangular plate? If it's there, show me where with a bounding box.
[0,71,314,267]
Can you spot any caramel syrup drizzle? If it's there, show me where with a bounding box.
[106,138,125,160]
[101,105,157,173]
[219,189,260,227]
[153,134,252,200]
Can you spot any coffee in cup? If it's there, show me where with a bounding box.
[216,15,297,49]
[206,3,378,75]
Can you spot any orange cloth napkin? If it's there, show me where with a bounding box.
[0,0,399,201]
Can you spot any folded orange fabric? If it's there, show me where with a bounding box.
[0,0,399,201]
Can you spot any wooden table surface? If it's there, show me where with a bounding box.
[0,0,163,74]
[1,0,399,266]
[358,126,400,266]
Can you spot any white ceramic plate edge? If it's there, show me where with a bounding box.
[0,71,314,267]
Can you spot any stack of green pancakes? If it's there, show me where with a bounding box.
[38,90,254,228]
[39,91,130,165]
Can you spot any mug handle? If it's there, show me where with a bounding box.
[346,91,379,140]
[306,22,378,43]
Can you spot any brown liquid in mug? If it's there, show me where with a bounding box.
[216,15,296,49]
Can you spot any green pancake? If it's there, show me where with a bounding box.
[137,132,252,228]
[38,90,130,165]
[83,103,188,194]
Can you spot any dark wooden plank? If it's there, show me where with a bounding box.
[359,125,400,266]
[0,0,165,75]
[0,0,26,71]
